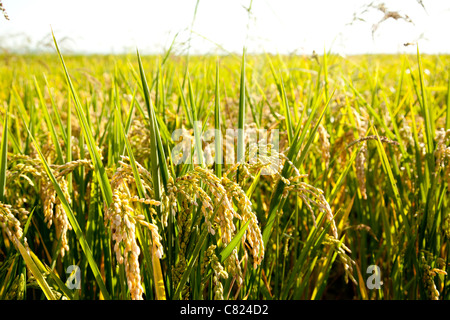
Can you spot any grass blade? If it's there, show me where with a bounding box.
[136,50,170,196]
[446,70,450,131]
[34,76,64,164]
[0,103,8,202]
[52,31,113,207]
[280,73,293,145]
[215,60,222,178]
[220,220,250,263]
[188,76,204,167]
[237,48,246,165]
[26,125,110,299]
[14,239,56,300]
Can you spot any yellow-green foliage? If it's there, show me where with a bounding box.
[0,50,449,300]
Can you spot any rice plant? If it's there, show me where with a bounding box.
[0,33,449,301]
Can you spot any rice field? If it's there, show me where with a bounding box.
[0,33,449,300]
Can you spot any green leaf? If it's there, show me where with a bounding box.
[29,250,75,300]
[14,239,56,300]
[237,48,246,165]
[215,60,222,178]
[34,76,64,164]
[416,45,434,158]
[220,220,251,263]
[280,73,293,145]
[188,76,204,167]
[446,71,450,131]
[0,103,8,202]
[136,50,170,197]
[26,124,110,300]
[52,30,113,207]
[44,74,68,145]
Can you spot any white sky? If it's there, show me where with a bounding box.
[0,0,449,55]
